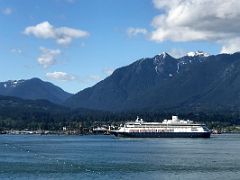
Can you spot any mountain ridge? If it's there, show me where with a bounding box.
[65,51,240,112]
[0,77,72,104]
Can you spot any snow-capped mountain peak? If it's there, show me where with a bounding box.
[186,51,209,57]
[158,52,171,59]
[161,52,167,58]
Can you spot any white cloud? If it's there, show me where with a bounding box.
[220,38,240,54]
[151,0,240,53]
[2,8,12,15]
[37,47,61,68]
[82,75,102,83]
[103,68,114,76]
[46,72,101,83]
[24,21,55,39]
[127,27,148,37]
[46,71,75,81]
[168,48,188,58]
[24,21,89,45]
[87,75,101,81]
[10,48,22,54]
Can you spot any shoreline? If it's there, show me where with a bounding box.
[1,130,240,136]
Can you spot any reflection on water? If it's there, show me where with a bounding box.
[0,134,240,180]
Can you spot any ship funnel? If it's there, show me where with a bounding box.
[136,116,140,122]
[172,116,178,121]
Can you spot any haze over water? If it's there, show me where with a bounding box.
[0,134,240,180]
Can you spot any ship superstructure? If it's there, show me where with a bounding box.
[111,116,211,138]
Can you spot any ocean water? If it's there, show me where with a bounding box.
[0,134,240,180]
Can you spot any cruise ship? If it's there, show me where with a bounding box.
[111,116,211,138]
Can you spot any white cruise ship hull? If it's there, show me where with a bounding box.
[111,131,211,138]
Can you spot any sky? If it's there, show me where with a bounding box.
[0,0,239,93]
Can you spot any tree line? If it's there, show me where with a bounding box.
[0,107,240,131]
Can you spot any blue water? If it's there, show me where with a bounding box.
[0,134,240,180]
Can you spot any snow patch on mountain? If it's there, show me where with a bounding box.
[177,63,180,73]
[1,80,25,88]
[159,52,167,58]
[187,51,209,57]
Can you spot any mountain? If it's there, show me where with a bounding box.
[65,51,240,112]
[0,78,72,104]
[0,95,69,130]
[0,95,125,131]
[0,95,67,112]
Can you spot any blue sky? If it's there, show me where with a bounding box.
[0,0,235,93]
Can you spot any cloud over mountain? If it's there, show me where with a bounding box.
[151,0,240,53]
[46,71,75,81]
